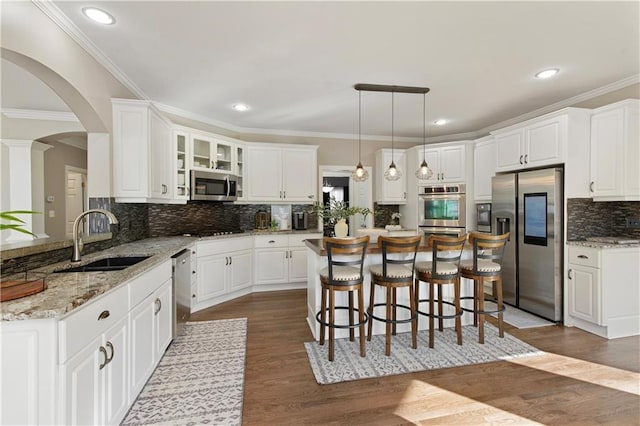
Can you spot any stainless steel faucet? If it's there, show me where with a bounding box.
[71,209,119,262]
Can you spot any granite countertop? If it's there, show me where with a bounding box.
[1,231,323,322]
[304,236,470,256]
[567,240,640,249]
[1,237,195,321]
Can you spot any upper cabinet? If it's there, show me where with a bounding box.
[375,149,407,204]
[473,136,495,201]
[589,99,640,201]
[112,99,176,203]
[190,134,236,174]
[491,108,591,197]
[173,130,190,202]
[416,144,467,184]
[246,144,318,203]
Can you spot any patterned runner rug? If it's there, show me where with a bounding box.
[305,323,543,385]
[123,318,247,425]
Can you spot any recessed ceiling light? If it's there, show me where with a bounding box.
[434,119,448,126]
[232,103,250,112]
[82,7,115,25]
[535,68,559,79]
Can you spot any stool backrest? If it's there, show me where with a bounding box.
[323,235,370,284]
[429,234,467,278]
[467,232,510,274]
[377,235,422,280]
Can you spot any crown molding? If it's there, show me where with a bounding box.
[479,74,640,135]
[2,108,79,122]
[32,0,149,101]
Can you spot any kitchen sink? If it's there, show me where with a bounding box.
[54,256,151,273]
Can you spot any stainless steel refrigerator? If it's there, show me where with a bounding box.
[492,167,563,322]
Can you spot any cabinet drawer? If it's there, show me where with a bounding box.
[59,284,128,363]
[568,246,601,268]
[254,234,288,248]
[128,260,172,308]
[197,237,253,257]
[288,233,322,247]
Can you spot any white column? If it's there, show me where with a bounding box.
[31,141,53,238]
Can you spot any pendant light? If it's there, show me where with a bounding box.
[415,92,434,180]
[384,92,401,181]
[352,90,369,182]
[322,179,333,193]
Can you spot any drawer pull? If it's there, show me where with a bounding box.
[97,310,110,321]
[154,298,162,315]
[577,255,589,259]
[99,346,108,370]
[105,341,114,364]
[268,240,275,243]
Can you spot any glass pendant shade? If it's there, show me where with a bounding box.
[322,180,333,193]
[352,161,369,182]
[384,160,402,181]
[415,159,434,180]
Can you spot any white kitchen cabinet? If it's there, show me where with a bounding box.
[60,315,128,426]
[589,99,640,201]
[415,144,467,183]
[473,136,496,201]
[375,149,407,204]
[174,130,190,201]
[112,99,175,203]
[236,144,245,200]
[190,133,236,173]
[193,237,253,312]
[567,245,640,339]
[246,144,318,203]
[254,233,321,285]
[154,279,173,359]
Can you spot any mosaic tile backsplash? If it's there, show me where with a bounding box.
[567,198,640,240]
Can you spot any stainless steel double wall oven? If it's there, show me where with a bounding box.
[418,183,466,237]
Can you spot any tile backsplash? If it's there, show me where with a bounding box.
[567,198,640,240]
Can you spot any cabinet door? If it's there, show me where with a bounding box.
[282,148,317,202]
[254,249,288,284]
[420,149,441,183]
[128,295,155,398]
[214,140,234,173]
[196,254,228,301]
[229,250,252,291]
[191,134,216,170]
[495,129,524,172]
[525,117,563,168]
[236,145,245,200]
[473,139,496,201]
[112,102,149,198]
[149,109,172,199]
[102,317,129,425]
[60,336,102,426]
[247,146,283,201]
[174,130,189,200]
[154,279,173,359]
[590,109,623,197]
[288,247,308,282]
[440,145,466,182]
[377,150,407,204]
[568,265,601,325]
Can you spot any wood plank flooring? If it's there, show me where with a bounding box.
[189,290,640,425]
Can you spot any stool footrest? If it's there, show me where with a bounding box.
[315,306,368,329]
[416,298,463,320]
[459,296,506,315]
[369,302,416,324]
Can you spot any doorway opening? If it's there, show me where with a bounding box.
[65,166,87,239]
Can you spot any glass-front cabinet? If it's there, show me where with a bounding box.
[174,130,189,201]
[190,134,235,173]
[236,145,244,200]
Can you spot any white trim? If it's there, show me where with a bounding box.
[1,108,79,122]
[32,0,148,101]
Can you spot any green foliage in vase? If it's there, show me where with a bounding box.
[309,197,370,224]
[0,210,39,237]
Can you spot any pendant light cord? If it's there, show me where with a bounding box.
[423,92,426,160]
[358,90,362,161]
[391,91,395,162]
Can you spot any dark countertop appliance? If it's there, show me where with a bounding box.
[293,212,308,230]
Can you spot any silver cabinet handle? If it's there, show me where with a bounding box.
[519,155,523,165]
[279,191,283,199]
[524,154,528,164]
[268,240,275,243]
[285,251,288,259]
[181,259,186,264]
[98,310,110,321]
[590,182,594,192]
[577,255,589,259]
[225,256,229,265]
[105,341,114,364]
[289,250,293,259]
[403,192,406,199]
[568,269,572,279]
[283,191,286,199]
[99,346,108,370]
[154,298,162,315]
[229,256,232,265]
[162,184,167,194]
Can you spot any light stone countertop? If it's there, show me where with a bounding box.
[567,240,640,249]
[1,230,322,322]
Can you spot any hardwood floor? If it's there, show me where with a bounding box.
[189,290,640,425]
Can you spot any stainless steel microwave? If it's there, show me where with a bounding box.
[190,170,237,201]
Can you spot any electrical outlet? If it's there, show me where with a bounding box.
[625,217,640,228]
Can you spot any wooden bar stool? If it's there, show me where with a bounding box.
[317,235,370,361]
[460,232,510,344]
[367,235,421,356]
[414,234,467,348]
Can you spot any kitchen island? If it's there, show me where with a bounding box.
[304,237,476,340]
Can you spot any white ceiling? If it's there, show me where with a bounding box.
[17,1,640,141]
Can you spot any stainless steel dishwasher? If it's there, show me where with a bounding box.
[172,249,191,337]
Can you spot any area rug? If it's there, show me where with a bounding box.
[304,323,543,385]
[122,318,247,425]
[484,300,556,329]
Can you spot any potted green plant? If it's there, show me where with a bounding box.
[0,210,38,237]
[309,198,369,237]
